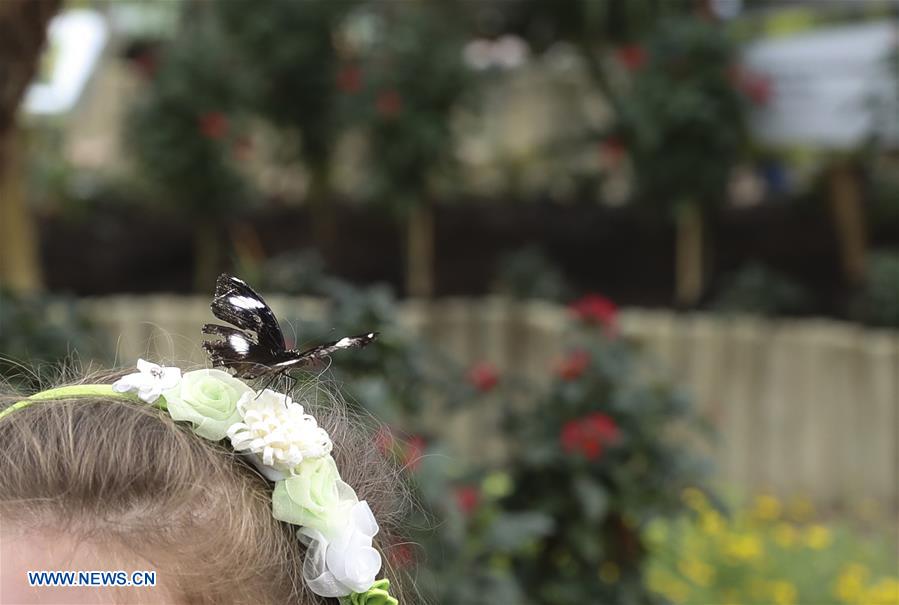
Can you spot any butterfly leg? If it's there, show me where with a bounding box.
[256,372,281,397]
[280,371,297,394]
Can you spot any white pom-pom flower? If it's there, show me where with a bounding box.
[112,359,181,404]
[227,389,332,480]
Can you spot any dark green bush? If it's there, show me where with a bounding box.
[0,289,102,389]
[711,263,810,316]
[852,251,899,328]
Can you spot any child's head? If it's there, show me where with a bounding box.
[0,371,406,604]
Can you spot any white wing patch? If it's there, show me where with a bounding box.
[229,295,265,310]
[334,337,353,348]
[229,334,251,354]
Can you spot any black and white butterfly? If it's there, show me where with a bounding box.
[202,274,377,385]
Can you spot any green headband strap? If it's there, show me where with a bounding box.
[0,385,159,422]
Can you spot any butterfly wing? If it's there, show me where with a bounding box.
[201,324,275,379]
[208,274,286,352]
[276,332,379,370]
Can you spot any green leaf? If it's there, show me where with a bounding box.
[573,475,609,521]
[485,512,555,552]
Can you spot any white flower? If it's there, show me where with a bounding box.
[227,389,332,479]
[272,455,358,536]
[298,500,382,597]
[163,369,252,441]
[112,359,181,404]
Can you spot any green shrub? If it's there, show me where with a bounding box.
[0,289,101,389]
[499,302,710,604]
[494,247,571,302]
[712,263,809,316]
[853,251,899,328]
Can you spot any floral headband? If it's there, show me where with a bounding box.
[0,360,398,605]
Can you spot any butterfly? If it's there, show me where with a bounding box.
[202,274,378,385]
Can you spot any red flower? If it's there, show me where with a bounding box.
[730,65,772,106]
[403,435,426,471]
[336,65,363,94]
[586,413,620,441]
[454,485,480,515]
[467,362,499,393]
[198,111,228,140]
[569,294,617,330]
[375,425,395,456]
[560,412,621,461]
[375,89,403,118]
[615,45,647,71]
[556,349,590,381]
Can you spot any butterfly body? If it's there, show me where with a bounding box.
[202,274,377,381]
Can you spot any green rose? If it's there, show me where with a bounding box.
[163,369,251,441]
[272,455,357,536]
[345,579,398,605]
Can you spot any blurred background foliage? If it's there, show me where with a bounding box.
[0,288,102,390]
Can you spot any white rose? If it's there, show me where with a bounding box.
[272,456,357,536]
[162,369,251,441]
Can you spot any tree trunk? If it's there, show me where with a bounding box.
[406,201,435,298]
[0,127,42,292]
[0,0,62,293]
[827,159,867,286]
[193,221,221,292]
[675,202,704,307]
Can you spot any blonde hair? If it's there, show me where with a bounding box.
[0,370,409,604]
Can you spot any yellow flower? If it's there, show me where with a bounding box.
[724,533,764,562]
[752,494,782,521]
[805,524,832,550]
[681,487,708,512]
[772,580,798,605]
[835,563,869,603]
[700,510,725,535]
[678,558,715,587]
[481,472,513,498]
[660,578,690,604]
[773,522,799,548]
[599,561,620,584]
[862,577,899,605]
[649,568,690,603]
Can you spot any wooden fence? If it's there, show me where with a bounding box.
[69,296,898,511]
